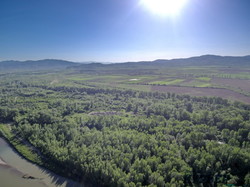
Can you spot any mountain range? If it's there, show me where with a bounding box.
[0,59,77,71]
[1,55,250,72]
[152,54,250,66]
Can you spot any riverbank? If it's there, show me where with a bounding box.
[0,137,83,187]
[0,124,85,187]
[0,124,42,165]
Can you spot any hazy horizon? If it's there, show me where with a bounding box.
[1,54,250,64]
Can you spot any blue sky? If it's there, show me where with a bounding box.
[1,0,250,62]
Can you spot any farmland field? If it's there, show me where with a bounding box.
[64,64,250,104]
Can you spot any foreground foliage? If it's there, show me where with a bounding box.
[0,74,250,186]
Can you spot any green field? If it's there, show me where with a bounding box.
[54,65,250,99]
[148,78,184,85]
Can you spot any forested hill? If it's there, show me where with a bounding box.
[153,55,250,67]
[1,55,250,73]
[0,59,78,71]
[68,55,250,72]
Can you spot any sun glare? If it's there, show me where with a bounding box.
[141,0,188,17]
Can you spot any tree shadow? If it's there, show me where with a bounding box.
[0,137,87,187]
[37,166,86,187]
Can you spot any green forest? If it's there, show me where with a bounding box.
[0,70,250,187]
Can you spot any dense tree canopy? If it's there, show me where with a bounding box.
[0,76,250,186]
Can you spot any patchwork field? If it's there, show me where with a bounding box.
[63,65,250,103]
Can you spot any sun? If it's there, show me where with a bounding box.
[141,0,188,17]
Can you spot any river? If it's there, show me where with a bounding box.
[0,137,84,187]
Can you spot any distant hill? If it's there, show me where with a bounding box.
[1,55,250,72]
[0,59,79,72]
[70,55,250,74]
[152,55,250,67]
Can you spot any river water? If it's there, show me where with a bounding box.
[0,137,84,187]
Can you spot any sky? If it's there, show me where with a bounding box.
[0,0,250,62]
